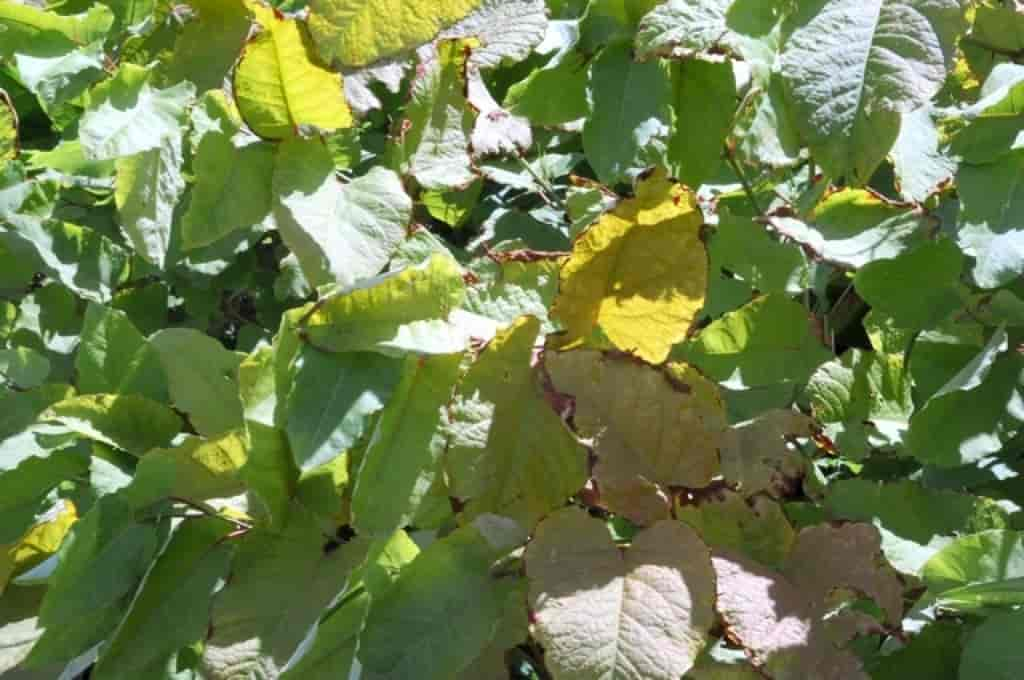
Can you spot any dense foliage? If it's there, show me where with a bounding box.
[2,0,1024,678]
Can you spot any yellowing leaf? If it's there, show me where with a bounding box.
[446,316,587,526]
[1,501,77,592]
[234,12,352,139]
[546,350,726,524]
[0,90,16,162]
[526,507,716,680]
[551,169,707,364]
[308,0,483,68]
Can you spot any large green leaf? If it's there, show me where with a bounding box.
[114,133,185,269]
[79,64,195,161]
[273,138,411,288]
[149,329,245,438]
[958,610,1024,680]
[358,522,519,679]
[779,0,962,183]
[678,295,832,389]
[75,303,168,402]
[25,495,165,667]
[181,92,275,251]
[583,41,671,185]
[201,505,371,679]
[92,517,233,679]
[42,394,182,456]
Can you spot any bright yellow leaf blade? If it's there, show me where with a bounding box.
[234,12,352,139]
[1,501,77,591]
[308,0,482,68]
[551,169,708,364]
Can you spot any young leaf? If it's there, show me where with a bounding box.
[234,11,353,139]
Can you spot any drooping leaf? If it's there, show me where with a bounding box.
[42,394,182,456]
[351,353,462,536]
[665,59,736,188]
[526,507,717,680]
[446,317,587,526]
[299,254,473,356]
[234,10,353,140]
[552,169,707,364]
[285,345,401,472]
[164,0,252,93]
[91,517,234,679]
[114,132,185,269]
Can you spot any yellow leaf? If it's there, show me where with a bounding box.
[234,11,352,139]
[1,501,77,592]
[551,169,707,364]
[308,0,482,68]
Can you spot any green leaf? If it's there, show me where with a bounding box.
[42,394,182,456]
[708,210,807,301]
[0,451,88,545]
[0,216,130,303]
[358,522,518,679]
[771,189,932,268]
[891,107,956,202]
[868,621,962,680]
[396,40,477,191]
[307,0,482,68]
[679,294,831,389]
[446,317,587,526]
[273,138,412,288]
[0,348,50,390]
[285,346,401,472]
[26,495,165,667]
[678,490,795,568]
[922,530,1024,595]
[79,64,195,161]
[164,0,252,93]
[583,41,671,185]
[808,349,913,460]
[351,353,462,536]
[149,328,245,437]
[234,10,352,140]
[854,239,965,331]
[780,0,962,183]
[299,254,471,356]
[958,609,1024,680]
[92,517,234,679]
[201,504,371,679]
[826,480,1009,575]
[526,507,717,680]
[907,330,1024,467]
[957,149,1024,289]
[114,133,185,269]
[0,586,44,674]
[75,303,168,402]
[181,92,275,251]
[666,59,736,189]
